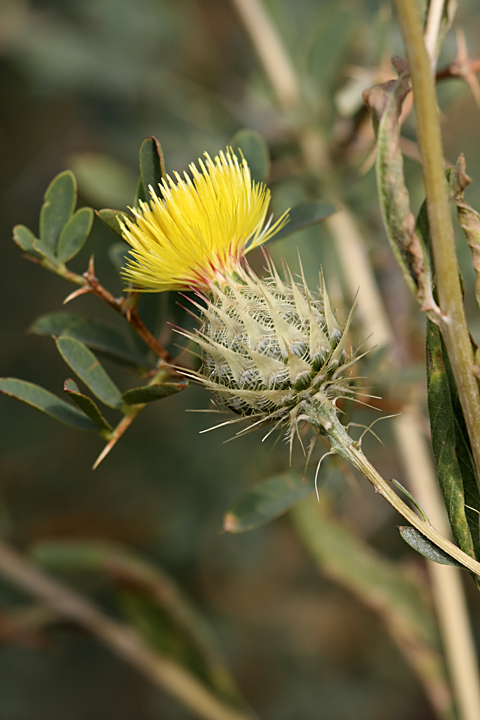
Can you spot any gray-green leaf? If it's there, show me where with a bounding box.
[39,170,76,254]
[122,382,187,405]
[31,311,153,370]
[57,207,94,262]
[12,225,39,255]
[56,336,123,409]
[399,527,465,568]
[64,379,113,434]
[0,378,97,431]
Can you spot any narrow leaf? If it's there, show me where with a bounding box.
[64,379,112,433]
[12,225,39,255]
[96,209,130,239]
[39,171,76,254]
[364,63,434,306]
[139,136,165,199]
[56,336,123,409]
[230,129,270,184]
[223,472,313,533]
[399,527,465,568]
[0,378,97,431]
[57,207,94,262]
[426,319,480,560]
[122,381,187,405]
[31,311,153,369]
[268,202,337,244]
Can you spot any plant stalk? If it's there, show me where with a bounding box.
[306,401,480,577]
[394,0,480,489]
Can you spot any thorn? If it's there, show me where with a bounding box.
[92,411,141,469]
[63,286,92,304]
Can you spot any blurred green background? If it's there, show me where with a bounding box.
[1,0,480,718]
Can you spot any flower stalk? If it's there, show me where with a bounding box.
[304,401,480,577]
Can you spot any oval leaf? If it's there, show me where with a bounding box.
[399,527,465,569]
[230,129,270,184]
[64,379,112,433]
[57,207,94,262]
[223,472,313,533]
[13,225,39,254]
[56,336,123,409]
[140,136,165,199]
[122,381,187,405]
[0,378,97,431]
[39,170,76,254]
[268,202,337,244]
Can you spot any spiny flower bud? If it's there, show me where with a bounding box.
[180,260,359,445]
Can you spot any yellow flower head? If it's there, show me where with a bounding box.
[120,149,289,292]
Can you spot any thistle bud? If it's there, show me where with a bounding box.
[181,261,359,443]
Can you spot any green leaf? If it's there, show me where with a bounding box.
[139,136,165,199]
[267,202,337,244]
[122,381,187,405]
[134,176,147,207]
[0,378,98,431]
[12,225,39,255]
[32,239,59,264]
[39,170,76,255]
[57,207,94,262]
[56,336,123,409]
[223,472,313,533]
[96,209,131,239]
[63,379,113,434]
[426,319,480,560]
[31,312,153,369]
[230,129,270,184]
[399,527,465,569]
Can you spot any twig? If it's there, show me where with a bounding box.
[0,540,255,720]
[424,0,445,68]
[394,0,480,491]
[62,256,171,362]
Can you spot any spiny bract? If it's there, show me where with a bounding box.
[181,261,359,444]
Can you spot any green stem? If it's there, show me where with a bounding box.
[394,0,480,490]
[306,402,480,577]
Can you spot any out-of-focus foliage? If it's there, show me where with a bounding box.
[1,0,480,719]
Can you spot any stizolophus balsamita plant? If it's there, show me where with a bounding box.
[3,1,480,718]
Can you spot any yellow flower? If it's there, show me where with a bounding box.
[120,149,289,292]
